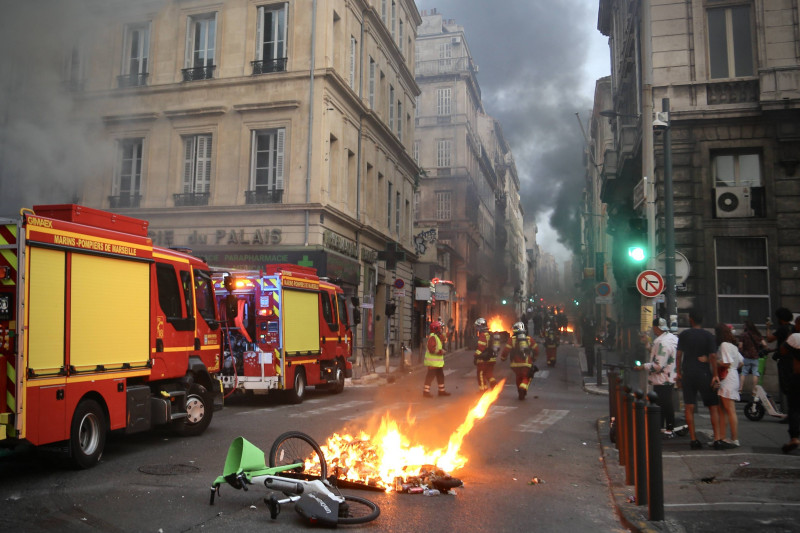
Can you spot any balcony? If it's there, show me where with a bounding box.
[245,189,283,204]
[117,72,148,88]
[251,58,287,75]
[173,192,210,206]
[181,65,215,81]
[706,79,759,105]
[415,57,477,77]
[108,194,141,208]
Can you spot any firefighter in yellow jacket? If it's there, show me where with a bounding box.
[423,321,451,398]
[503,321,539,400]
[474,317,503,392]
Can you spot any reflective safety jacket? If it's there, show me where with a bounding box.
[503,333,537,367]
[475,331,506,362]
[424,333,445,367]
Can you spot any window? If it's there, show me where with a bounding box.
[715,237,770,324]
[713,152,761,187]
[437,139,451,167]
[436,191,451,220]
[112,138,143,208]
[254,3,287,74]
[248,128,285,204]
[178,134,212,205]
[439,42,452,69]
[320,291,336,329]
[398,19,403,50]
[120,23,150,87]
[708,5,754,79]
[413,141,419,164]
[381,0,387,24]
[389,85,395,131]
[63,40,86,91]
[437,88,451,115]
[194,269,217,323]
[395,191,401,234]
[414,191,420,218]
[391,1,396,40]
[368,57,375,108]
[184,13,216,81]
[396,100,402,141]
[156,263,193,330]
[349,36,357,88]
[387,181,393,228]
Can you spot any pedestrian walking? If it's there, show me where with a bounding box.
[675,309,723,450]
[780,333,800,454]
[502,321,538,400]
[581,314,597,376]
[766,307,794,416]
[715,323,743,448]
[422,321,451,398]
[643,317,678,435]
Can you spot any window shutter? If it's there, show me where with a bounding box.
[275,129,285,190]
[183,137,195,193]
[185,18,193,68]
[250,130,257,189]
[196,135,212,193]
[255,6,264,61]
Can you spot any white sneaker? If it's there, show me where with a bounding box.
[725,439,740,447]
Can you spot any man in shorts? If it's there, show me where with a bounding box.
[675,309,723,449]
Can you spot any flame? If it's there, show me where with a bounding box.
[305,380,506,491]
[487,315,509,332]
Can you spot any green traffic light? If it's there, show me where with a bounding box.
[627,246,646,262]
[501,299,508,305]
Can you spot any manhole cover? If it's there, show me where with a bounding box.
[138,464,200,476]
[732,467,800,480]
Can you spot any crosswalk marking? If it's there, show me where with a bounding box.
[516,409,569,433]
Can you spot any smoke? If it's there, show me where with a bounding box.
[0,0,112,218]
[415,0,608,259]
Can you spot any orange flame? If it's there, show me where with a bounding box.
[487,315,509,332]
[306,380,506,491]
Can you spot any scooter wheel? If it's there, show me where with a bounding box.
[744,401,765,422]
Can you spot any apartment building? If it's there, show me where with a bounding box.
[62,0,421,364]
[414,9,525,334]
[593,0,800,338]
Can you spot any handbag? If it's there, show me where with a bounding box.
[717,365,729,380]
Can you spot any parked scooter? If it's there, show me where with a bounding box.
[742,384,786,422]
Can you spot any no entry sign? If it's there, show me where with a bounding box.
[636,270,665,298]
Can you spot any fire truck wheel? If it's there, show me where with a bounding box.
[175,384,213,437]
[287,369,307,404]
[69,399,107,469]
[330,361,346,394]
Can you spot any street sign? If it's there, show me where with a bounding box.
[393,278,405,289]
[636,270,665,298]
[596,282,611,297]
[655,251,690,284]
[595,296,613,304]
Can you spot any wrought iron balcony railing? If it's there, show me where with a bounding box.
[117,72,149,88]
[108,194,141,208]
[251,58,287,75]
[173,192,210,206]
[181,65,216,81]
[245,189,284,204]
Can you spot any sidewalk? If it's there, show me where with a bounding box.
[584,373,800,532]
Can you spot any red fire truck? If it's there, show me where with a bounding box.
[0,205,222,468]
[213,264,353,403]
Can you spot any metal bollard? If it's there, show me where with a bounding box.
[616,379,626,458]
[634,390,648,506]
[607,370,618,426]
[646,391,665,521]
[596,346,603,387]
[624,387,634,485]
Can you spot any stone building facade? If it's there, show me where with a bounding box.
[594,0,800,336]
[62,0,422,369]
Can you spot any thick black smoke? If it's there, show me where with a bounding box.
[415,0,608,259]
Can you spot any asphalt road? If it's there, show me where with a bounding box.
[0,341,627,532]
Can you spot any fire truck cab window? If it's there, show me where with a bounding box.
[320,291,337,329]
[194,269,217,325]
[179,270,195,319]
[337,294,349,329]
[155,263,193,331]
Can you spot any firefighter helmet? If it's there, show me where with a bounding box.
[430,320,443,333]
[512,321,526,334]
[475,317,488,331]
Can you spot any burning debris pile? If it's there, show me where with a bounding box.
[303,380,506,492]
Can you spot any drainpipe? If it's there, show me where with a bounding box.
[354,9,367,375]
[304,0,317,245]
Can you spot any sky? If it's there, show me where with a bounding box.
[414,0,610,265]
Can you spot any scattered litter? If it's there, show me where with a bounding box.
[250,505,257,510]
[528,477,543,485]
[582,442,587,446]
[701,476,716,484]
[512,477,518,481]
[739,462,750,467]
[514,448,520,452]
[627,495,636,503]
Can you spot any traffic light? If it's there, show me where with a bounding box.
[501,298,508,305]
[627,245,647,263]
[626,217,647,264]
[385,301,396,316]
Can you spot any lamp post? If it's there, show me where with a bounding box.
[660,98,677,331]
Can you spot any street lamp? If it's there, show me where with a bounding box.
[658,98,677,331]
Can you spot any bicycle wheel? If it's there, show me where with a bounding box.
[268,431,328,479]
[337,494,380,525]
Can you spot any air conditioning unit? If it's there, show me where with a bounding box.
[451,36,461,45]
[715,186,754,218]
